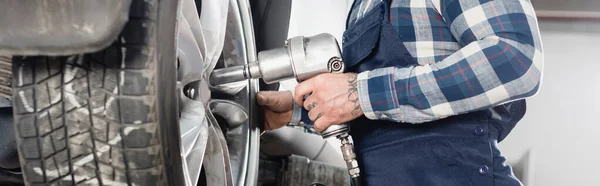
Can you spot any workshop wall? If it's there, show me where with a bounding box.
[498,21,600,186]
[286,0,352,47]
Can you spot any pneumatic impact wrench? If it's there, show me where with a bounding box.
[210,33,361,185]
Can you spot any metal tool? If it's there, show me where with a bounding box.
[321,124,361,185]
[210,33,345,85]
[210,33,361,185]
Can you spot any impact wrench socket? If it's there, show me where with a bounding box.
[210,33,361,181]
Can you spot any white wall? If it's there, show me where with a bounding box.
[498,21,600,186]
[281,0,353,92]
[286,0,353,45]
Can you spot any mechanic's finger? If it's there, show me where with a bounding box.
[307,107,324,122]
[257,91,293,111]
[303,95,319,111]
[257,91,285,106]
[313,116,335,132]
[256,91,275,106]
[294,79,316,106]
[263,110,276,131]
[264,110,292,131]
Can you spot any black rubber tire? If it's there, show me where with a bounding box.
[11,0,184,185]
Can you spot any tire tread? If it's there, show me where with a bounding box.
[13,0,166,185]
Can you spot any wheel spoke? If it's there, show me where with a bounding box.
[177,0,258,185]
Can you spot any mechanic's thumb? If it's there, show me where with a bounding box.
[256,91,273,106]
[256,91,292,112]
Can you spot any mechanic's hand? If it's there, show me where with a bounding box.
[256,91,294,131]
[294,73,363,132]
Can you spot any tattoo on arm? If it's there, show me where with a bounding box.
[347,74,362,116]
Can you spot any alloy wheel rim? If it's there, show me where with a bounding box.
[175,0,259,185]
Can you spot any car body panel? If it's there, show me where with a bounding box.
[0,0,132,55]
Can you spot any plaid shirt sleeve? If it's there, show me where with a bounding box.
[357,0,544,123]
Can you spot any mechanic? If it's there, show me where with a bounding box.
[257,0,543,185]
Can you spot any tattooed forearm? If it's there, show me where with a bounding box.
[347,74,362,116]
[348,74,358,101]
[351,105,362,116]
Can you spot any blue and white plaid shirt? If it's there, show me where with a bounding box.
[289,0,543,133]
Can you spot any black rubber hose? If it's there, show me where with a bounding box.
[352,177,362,186]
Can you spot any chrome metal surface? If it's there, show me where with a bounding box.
[178,0,259,185]
[210,64,251,86]
[290,33,344,81]
[209,99,249,129]
[177,13,205,90]
[179,0,211,105]
[178,1,211,184]
[319,123,361,180]
[200,0,229,75]
[320,124,349,139]
[179,96,209,186]
[210,60,265,85]
[181,0,207,60]
[207,0,248,95]
[339,136,360,178]
[213,1,254,186]
[178,0,237,185]
[209,33,343,85]
[236,0,261,185]
[184,85,197,100]
[329,57,344,72]
[255,47,295,84]
[205,109,235,186]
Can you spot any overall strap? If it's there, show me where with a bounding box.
[383,0,392,8]
[346,0,391,29]
[344,0,359,29]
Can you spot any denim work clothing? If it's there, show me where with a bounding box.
[290,0,536,185]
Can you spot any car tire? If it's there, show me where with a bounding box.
[11,0,184,185]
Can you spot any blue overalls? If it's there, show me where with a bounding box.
[341,1,526,185]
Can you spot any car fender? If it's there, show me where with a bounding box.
[0,0,132,56]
